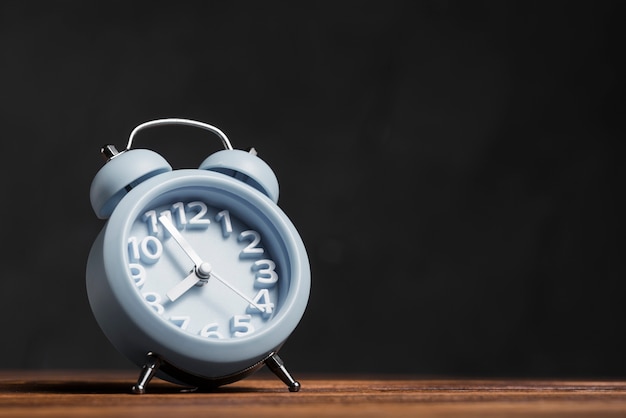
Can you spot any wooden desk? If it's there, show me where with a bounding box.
[1,370,626,417]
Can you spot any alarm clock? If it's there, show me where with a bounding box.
[85,118,311,393]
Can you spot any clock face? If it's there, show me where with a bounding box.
[125,186,287,342]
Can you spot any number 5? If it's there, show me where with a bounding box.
[231,315,254,337]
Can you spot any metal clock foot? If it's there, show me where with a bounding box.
[131,353,162,394]
[265,353,301,392]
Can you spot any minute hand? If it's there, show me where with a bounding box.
[210,270,265,312]
[159,215,204,266]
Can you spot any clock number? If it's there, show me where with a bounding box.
[144,207,176,235]
[215,210,232,238]
[143,292,164,314]
[128,236,163,264]
[238,230,264,259]
[200,323,224,339]
[170,315,190,330]
[231,315,254,337]
[247,289,275,319]
[145,201,211,235]
[171,202,188,228]
[142,210,159,236]
[187,201,211,228]
[129,263,146,287]
[158,210,174,238]
[252,259,278,288]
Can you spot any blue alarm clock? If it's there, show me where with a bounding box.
[86,118,311,393]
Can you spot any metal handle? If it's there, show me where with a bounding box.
[126,118,233,151]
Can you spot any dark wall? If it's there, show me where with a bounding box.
[0,1,623,377]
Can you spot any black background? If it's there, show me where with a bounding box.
[0,1,623,377]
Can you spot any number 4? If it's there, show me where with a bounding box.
[247,289,274,319]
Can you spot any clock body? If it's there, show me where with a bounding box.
[86,163,310,383]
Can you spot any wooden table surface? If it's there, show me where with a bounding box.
[2,370,626,417]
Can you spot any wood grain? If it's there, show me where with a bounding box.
[2,370,626,417]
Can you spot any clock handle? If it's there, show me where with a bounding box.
[125,118,234,151]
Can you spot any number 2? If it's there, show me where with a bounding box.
[238,230,264,258]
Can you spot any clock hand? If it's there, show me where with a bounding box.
[166,261,215,302]
[166,270,201,302]
[210,271,265,313]
[159,215,203,266]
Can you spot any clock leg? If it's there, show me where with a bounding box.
[131,353,162,394]
[265,353,301,392]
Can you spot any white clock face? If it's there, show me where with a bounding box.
[125,188,283,341]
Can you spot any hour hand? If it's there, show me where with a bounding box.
[159,215,203,266]
[166,262,213,302]
[166,271,200,302]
